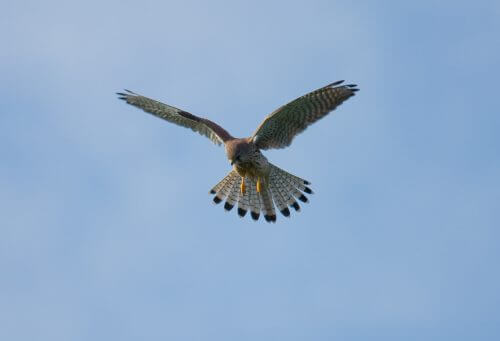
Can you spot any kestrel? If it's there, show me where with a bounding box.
[117,80,358,222]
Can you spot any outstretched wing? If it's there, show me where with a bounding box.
[251,80,359,150]
[117,90,233,146]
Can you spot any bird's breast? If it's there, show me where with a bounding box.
[233,152,269,179]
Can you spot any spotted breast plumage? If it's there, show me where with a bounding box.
[117,80,359,222]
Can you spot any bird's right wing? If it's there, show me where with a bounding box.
[117,90,233,146]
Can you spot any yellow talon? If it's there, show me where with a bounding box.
[240,177,246,194]
[256,177,261,193]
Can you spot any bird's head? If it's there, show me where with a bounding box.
[226,140,251,166]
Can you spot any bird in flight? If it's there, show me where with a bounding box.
[117,80,358,222]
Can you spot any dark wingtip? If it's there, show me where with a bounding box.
[298,194,308,203]
[117,93,127,100]
[346,84,359,92]
[303,180,311,185]
[213,196,222,204]
[238,207,247,217]
[329,80,344,87]
[117,89,136,98]
[224,202,234,211]
[251,212,260,221]
[209,189,216,194]
[303,187,313,194]
[280,207,290,217]
[291,202,300,211]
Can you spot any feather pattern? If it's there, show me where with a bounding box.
[252,81,358,150]
[270,164,309,209]
[237,178,251,217]
[260,185,276,222]
[269,168,297,215]
[211,171,239,204]
[210,163,312,222]
[248,179,262,220]
[268,179,288,217]
[117,90,233,145]
[224,178,241,211]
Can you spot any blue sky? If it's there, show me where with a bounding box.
[1,1,499,340]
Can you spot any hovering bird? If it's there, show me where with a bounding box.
[117,80,358,222]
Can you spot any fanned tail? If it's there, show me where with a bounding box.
[267,164,313,217]
[209,164,313,223]
[210,170,240,204]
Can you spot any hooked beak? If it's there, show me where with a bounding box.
[230,160,235,166]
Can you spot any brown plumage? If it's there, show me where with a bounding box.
[117,81,359,222]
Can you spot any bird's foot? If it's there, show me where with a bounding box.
[240,177,246,195]
[256,177,261,193]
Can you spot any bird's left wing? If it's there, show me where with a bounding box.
[251,81,358,150]
[117,90,233,146]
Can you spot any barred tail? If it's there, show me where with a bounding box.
[209,164,313,223]
[268,164,313,217]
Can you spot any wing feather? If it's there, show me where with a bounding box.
[251,81,358,150]
[117,90,233,146]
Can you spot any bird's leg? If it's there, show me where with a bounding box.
[240,176,246,195]
[256,177,262,193]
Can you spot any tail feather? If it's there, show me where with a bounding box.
[268,173,291,217]
[260,186,276,222]
[237,177,251,217]
[210,171,232,194]
[273,165,311,190]
[272,165,310,204]
[210,163,313,222]
[224,178,241,211]
[211,170,239,204]
[289,175,313,194]
[247,179,261,220]
[271,168,302,212]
